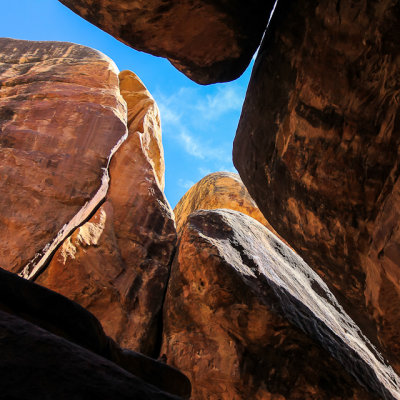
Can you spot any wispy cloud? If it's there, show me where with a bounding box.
[198,167,212,177]
[195,86,244,120]
[218,165,237,174]
[158,103,181,125]
[156,87,235,164]
[179,131,205,159]
[179,130,231,163]
[178,178,195,190]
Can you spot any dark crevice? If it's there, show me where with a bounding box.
[152,241,178,360]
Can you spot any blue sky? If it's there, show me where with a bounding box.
[0,0,253,207]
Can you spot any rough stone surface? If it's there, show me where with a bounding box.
[162,209,400,400]
[37,70,176,356]
[174,172,279,236]
[0,267,191,399]
[0,38,126,276]
[57,0,276,84]
[233,0,400,372]
[0,310,182,400]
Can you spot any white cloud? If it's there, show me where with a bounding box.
[198,167,212,177]
[195,86,243,120]
[178,178,195,190]
[179,131,205,159]
[217,165,238,174]
[154,83,243,166]
[178,130,232,163]
[158,102,181,125]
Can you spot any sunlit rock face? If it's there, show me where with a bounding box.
[36,70,176,356]
[0,37,126,276]
[174,172,277,235]
[233,0,400,373]
[57,0,276,84]
[0,267,191,399]
[162,209,400,400]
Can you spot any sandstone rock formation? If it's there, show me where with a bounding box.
[36,70,176,356]
[57,0,276,84]
[174,172,278,235]
[0,38,175,356]
[0,38,126,277]
[0,310,182,400]
[233,0,400,373]
[0,267,191,399]
[162,209,400,400]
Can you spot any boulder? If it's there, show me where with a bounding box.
[0,38,126,277]
[57,0,276,84]
[0,310,182,400]
[233,0,400,372]
[162,209,400,399]
[174,172,278,236]
[0,267,191,399]
[36,70,176,356]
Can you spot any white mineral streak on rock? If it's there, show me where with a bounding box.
[60,237,77,264]
[20,130,128,280]
[76,208,107,247]
[59,208,107,264]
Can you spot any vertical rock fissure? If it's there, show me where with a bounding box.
[153,244,178,360]
[19,130,129,281]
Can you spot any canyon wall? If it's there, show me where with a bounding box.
[2,0,400,392]
[234,0,400,373]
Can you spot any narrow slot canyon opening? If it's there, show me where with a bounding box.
[2,1,400,400]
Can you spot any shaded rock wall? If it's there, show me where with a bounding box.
[233,0,400,372]
[0,310,183,400]
[57,0,276,84]
[0,267,191,399]
[162,209,400,399]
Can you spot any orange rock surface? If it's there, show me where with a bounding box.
[162,210,398,399]
[174,172,279,236]
[0,38,126,276]
[37,70,176,355]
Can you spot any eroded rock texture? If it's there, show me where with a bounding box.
[0,310,183,400]
[162,210,400,400]
[0,267,191,399]
[233,0,400,372]
[174,172,278,235]
[57,0,276,84]
[36,70,176,356]
[0,38,126,277]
